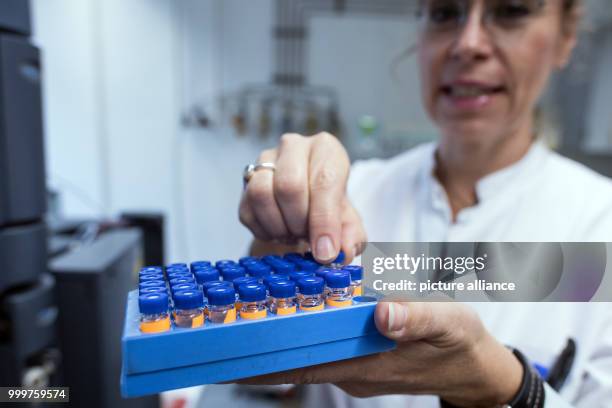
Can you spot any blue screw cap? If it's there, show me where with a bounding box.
[289,271,314,282]
[246,263,272,278]
[239,256,259,265]
[194,268,220,284]
[215,259,237,269]
[171,282,198,294]
[325,271,351,288]
[173,289,204,309]
[139,286,167,295]
[297,260,319,272]
[221,267,246,282]
[138,273,164,283]
[190,260,212,271]
[207,286,236,306]
[238,283,267,302]
[140,266,163,274]
[139,292,169,315]
[269,280,296,299]
[262,255,283,265]
[232,276,258,290]
[167,263,188,270]
[272,261,296,275]
[139,280,166,290]
[167,271,192,280]
[297,277,325,295]
[169,277,195,287]
[283,252,304,263]
[202,280,232,297]
[315,267,334,279]
[140,274,165,282]
[343,265,363,281]
[332,250,345,264]
[263,274,289,287]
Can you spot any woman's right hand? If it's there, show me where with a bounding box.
[239,132,367,264]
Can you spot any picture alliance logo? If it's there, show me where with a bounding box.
[371,253,488,275]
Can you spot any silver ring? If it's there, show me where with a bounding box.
[243,162,276,188]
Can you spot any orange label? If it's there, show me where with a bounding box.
[140,316,171,333]
[223,308,236,323]
[240,308,267,320]
[326,298,352,308]
[235,301,242,311]
[353,285,363,296]
[299,303,324,312]
[191,313,204,328]
[275,305,297,315]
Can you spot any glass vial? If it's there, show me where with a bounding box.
[173,289,205,328]
[139,292,171,333]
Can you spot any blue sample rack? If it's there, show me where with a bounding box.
[121,291,395,397]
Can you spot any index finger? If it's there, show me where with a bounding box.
[307,133,350,263]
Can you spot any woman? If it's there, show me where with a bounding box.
[238,0,612,406]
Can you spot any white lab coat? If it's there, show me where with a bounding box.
[304,142,612,407]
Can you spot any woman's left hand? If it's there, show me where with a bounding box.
[239,302,523,408]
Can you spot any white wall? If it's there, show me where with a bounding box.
[31,0,276,262]
[31,0,106,216]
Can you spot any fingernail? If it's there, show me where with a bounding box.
[387,303,406,332]
[315,235,335,261]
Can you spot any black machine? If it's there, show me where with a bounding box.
[0,2,160,406]
[0,0,54,389]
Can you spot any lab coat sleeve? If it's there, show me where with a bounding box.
[544,383,574,408]
[572,306,612,407]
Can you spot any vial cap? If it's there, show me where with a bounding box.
[169,277,196,287]
[343,265,363,281]
[215,259,237,269]
[194,268,220,284]
[289,271,314,282]
[239,256,259,266]
[232,276,258,290]
[269,280,296,298]
[246,263,272,278]
[207,286,236,306]
[139,292,169,315]
[272,261,296,275]
[140,274,165,282]
[263,275,289,287]
[221,267,246,282]
[297,260,319,272]
[238,283,267,302]
[139,286,167,295]
[297,277,325,295]
[167,263,188,270]
[190,260,212,270]
[166,266,189,275]
[140,266,163,274]
[167,271,193,281]
[202,280,232,297]
[325,271,351,289]
[171,282,198,294]
[139,280,166,290]
[315,267,334,280]
[332,250,346,265]
[283,252,304,263]
[174,289,204,309]
[303,251,315,261]
[262,255,283,265]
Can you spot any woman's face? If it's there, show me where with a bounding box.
[418,0,578,146]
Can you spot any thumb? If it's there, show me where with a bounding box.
[374,302,459,343]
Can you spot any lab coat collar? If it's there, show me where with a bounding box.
[420,140,550,206]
